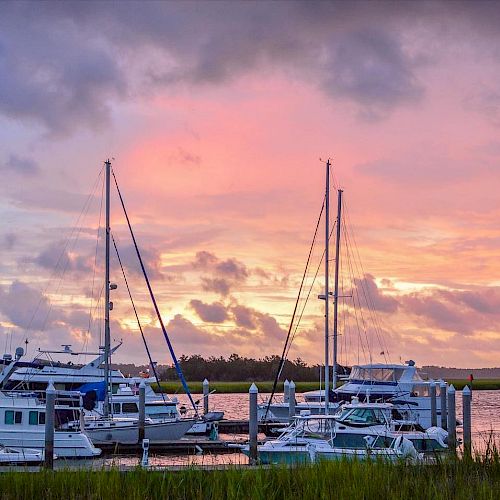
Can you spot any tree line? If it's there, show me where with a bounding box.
[155,354,349,382]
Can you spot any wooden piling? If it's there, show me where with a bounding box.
[430,381,437,427]
[462,385,472,458]
[249,383,258,465]
[288,381,296,423]
[44,381,56,469]
[440,382,448,430]
[138,381,146,443]
[447,384,456,451]
[203,379,210,414]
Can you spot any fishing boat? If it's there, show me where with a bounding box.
[243,400,447,464]
[240,434,420,465]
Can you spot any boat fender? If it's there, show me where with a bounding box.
[425,427,448,448]
[393,436,418,459]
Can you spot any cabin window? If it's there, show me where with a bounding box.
[5,411,22,425]
[122,403,138,413]
[412,385,430,397]
[39,412,46,425]
[113,403,121,414]
[29,411,38,425]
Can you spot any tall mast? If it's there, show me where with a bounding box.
[103,159,111,417]
[324,159,330,415]
[332,189,343,391]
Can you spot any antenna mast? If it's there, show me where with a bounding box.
[104,159,111,417]
[324,159,330,415]
[332,189,343,390]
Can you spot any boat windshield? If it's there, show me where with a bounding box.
[337,407,388,426]
[280,418,335,440]
[349,367,404,382]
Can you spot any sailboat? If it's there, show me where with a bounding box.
[77,159,196,444]
[258,159,340,421]
[258,161,448,431]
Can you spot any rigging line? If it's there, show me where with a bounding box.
[342,220,369,363]
[87,169,105,338]
[342,200,391,361]
[285,216,338,362]
[111,233,167,405]
[87,282,105,339]
[283,218,336,361]
[340,211,375,359]
[342,206,390,364]
[264,199,325,420]
[39,183,99,334]
[111,168,198,414]
[344,217,388,364]
[346,233,372,365]
[23,166,104,335]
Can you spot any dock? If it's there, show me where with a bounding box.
[217,419,288,435]
[99,438,236,455]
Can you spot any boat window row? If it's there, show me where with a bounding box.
[349,367,405,382]
[4,410,45,425]
[112,402,139,414]
[338,408,388,426]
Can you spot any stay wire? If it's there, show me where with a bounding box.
[264,199,325,420]
[111,233,167,404]
[111,167,198,413]
[23,166,104,335]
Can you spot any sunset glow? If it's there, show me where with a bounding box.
[1,1,500,368]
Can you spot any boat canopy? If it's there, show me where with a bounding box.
[349,366,416,383]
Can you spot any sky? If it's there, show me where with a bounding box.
[1,1,500,369]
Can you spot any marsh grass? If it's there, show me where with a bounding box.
[1,454,499,500]
[160,381,334,394]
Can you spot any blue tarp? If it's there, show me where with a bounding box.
[78,381,106,401]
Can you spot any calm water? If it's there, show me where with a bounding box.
[177,390,500,433]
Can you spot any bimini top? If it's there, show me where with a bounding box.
[347,363,422,385]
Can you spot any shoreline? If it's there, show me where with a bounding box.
[157,379,500,394]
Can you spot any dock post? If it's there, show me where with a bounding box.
[430,381,437,427]
[440,382,448,430]
[44,381,56,469]
[249,383,258,465]
[284,379,290,403]
[138,381,146,443]
[288,380,296,423]
[203,378,210,414]
[462,385,472,458]
[447,384,456,451]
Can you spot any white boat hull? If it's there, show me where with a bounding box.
[0,429,101,458]
[85,418,196,444]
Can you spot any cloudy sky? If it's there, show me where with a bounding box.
[1,1,500,369]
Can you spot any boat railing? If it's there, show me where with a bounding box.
[1,389,82,408]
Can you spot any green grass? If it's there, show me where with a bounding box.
[158,381,320,394]
[158,379,500,394]
[1,456,499,499]
[447,379,500,391]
